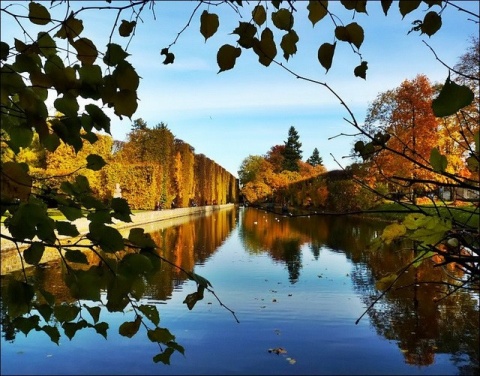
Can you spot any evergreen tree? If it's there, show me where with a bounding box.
[282,126,302,171]
[306,148,323,167]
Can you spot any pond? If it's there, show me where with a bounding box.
[1,206,478,375]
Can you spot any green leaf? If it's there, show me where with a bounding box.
[183,287,205,310]
[189,272,212,288]
[94,322,109,339]
[429,147,447,172]
[55,15,84,39]
[335,23,364,49]
[111,198,132,222]
[29,2,51,25]
[54,93,79,117]
[113,90,138,119]
[65,268,102,301]
[424,1,443,7]
[58,205,83,221]
[14,315,40,336]
[399,0,421,18]
[341,1,367,13]
[153,348,175,365]
[38,288,56,306]
[86,154,107,171]
[128,228,156,249]
[381,0,393,15]
[55,221,80,237]
[147,327,175,344]
[409,216,451,245]
[39,325,61,345]
[84,305,101,324]
[23,242,45,265]
[0,41,9,61]
[8,202,55,243]
[119,253,153,275]
[271,0,281,9]
[54,304,81,323]
[104,43,130,67]
[85,103,111,133]
[119,20,136,37]
[421,11,442,36]
[119,316,141,338]
[64,249,88,264]
[72,38,98,65]
[160,48,175,65]
[432,75,474,117]
[62,320,88,340]
[114,61,139,91]
[280,30,299,61]
[232,22,257,49]
[271,9,294,31]
[354,61,368,79]
[4,280,35,319]
[217,44,242,73]
[252,5,266,26]
[403,213,428,230]
[200,11,219,41]
[252,28,277,67]
[167,341,185,356]
[35,303,53,322]
[1,161,32,202]
[138,304,160,326]
[13,53,42,74]
[130,277,145,301]
[380,222,407,244]
[318,42,336,72]
[8,125,34,152]
[37,32,57,58]
[307,0,328,26]
[42,133,61,152]
[88,224,124,252]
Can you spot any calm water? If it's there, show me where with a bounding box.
[1,207,478,375]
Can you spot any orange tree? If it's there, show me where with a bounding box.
[0,0,478,359]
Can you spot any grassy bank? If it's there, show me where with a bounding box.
[363,201,479,228]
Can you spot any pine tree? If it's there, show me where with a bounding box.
[282,126,302,171]
[306,148,323,167]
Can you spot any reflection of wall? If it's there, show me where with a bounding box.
[2,206,237,306]
[140,207,238,301]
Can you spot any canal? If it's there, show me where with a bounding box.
[1,206,478,375]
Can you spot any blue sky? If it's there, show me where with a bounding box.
[1,1,478,177]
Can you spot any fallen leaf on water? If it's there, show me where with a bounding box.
[268,347,287,355]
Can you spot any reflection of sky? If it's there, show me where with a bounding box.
[0,221,462,375]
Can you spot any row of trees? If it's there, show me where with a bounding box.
[2,118,238,210]
[238,126,326,204]
[239,38,478,214]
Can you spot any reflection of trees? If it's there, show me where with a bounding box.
[144,208,237,300]
[354,246,479,372]
[240,207,479,372]
[0,208,238,345]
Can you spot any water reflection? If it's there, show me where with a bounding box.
[1,207,478,375]
[239,208,478,372]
